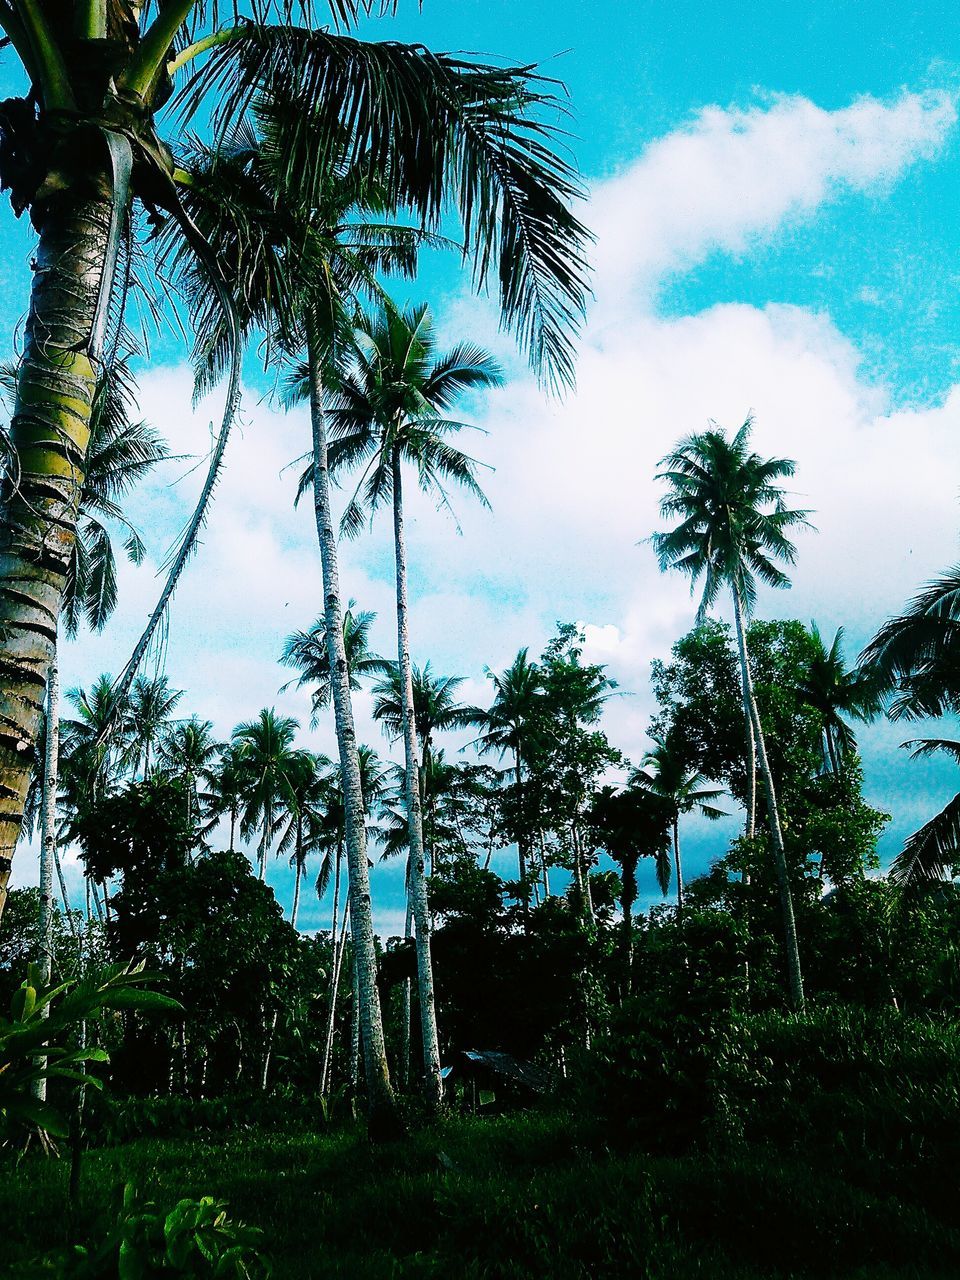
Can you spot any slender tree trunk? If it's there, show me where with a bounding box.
[350,942,361,1100]
[229,807,237,852]
[673,817,684,923]
[291,863,302,929]
[390,452,443,1111]
[539,832,551,898]
[261,1008,279,1092]
[306,326,396,1131]
[400,891,413,1090]
[33,648,60,1101]
[54,846,76,939]
[0,189,116,920]
[733,589,805,1011]
[320,897,350,1096]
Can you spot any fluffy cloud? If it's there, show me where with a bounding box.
[592,88,958,305]
[16,87,960,925]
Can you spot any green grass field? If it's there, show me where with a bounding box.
[4,1111,960,1278]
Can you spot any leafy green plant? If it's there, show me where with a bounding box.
[63,1183,271,1278]
[0,961,180,1140]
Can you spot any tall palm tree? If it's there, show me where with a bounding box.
[126,676,185,779]
[633,730,726,921]
[799,624,882,774]
[205,742,249,852]
[652,417,813,1010]
[275,750,332,927]
[467,648,543,888]
[318,302,501,1109]
[281,602,388,723]
[158,716,223,829]
[0,0,589,922]
[182,99,438,1125]
[232,708,302,881]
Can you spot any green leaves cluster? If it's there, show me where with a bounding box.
[0,962,179,1139]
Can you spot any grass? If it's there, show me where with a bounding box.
[3,1110,960,1278]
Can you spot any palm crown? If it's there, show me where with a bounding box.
[652,417,812,618]
[281,602,388,722]
[311,303,502,536]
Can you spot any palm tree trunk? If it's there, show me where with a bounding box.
[320,897,350,1097]
[400,891,413,1090]
[0,189,117,921]
[33,648,60,1102]
[733,589,805,1011]
[673,816,684,922]
[39,651,59,985]
[291,863,302,929]
[390,450,443,1111]
[306,324,396,1131]
[744,707,757,839]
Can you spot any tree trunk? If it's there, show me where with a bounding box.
[320,896,349,1096]
[33,647,59,1101]
[673,817,684,923]
[400,892,414,1091]
[390,451,443,1111]
[733,589,805,1011]
[306,325,396,1132]
[0,189,116,920]
[291,862,302,929]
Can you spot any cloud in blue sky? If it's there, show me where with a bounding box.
[15,85,960,931]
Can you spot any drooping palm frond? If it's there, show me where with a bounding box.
[176,28,590,389]
[890,791,960,888]
[860,566,960,721]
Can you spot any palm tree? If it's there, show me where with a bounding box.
[651,417,813,1010]
[275,751,332,927]
[861,566,960,887]
[371,661,475,873]
[158,716,223,829]
[126,676,185,779]
[232,708,302,881]
[467,649,543,888]
[205,743,248,853]
[317,302,501,1109]
[0,1,589,922]
[634,730,726,921]
[281,602,388,723]
[799,624,883,774]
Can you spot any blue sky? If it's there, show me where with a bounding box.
[3,1,960,931]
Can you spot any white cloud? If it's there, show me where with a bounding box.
[592,88,958,306]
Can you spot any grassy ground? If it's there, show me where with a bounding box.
[3,1111,960,1278]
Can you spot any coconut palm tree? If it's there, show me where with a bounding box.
[799,624,883,774]
[205,743,248,853]
[651,417,813,1010]
[126,676,185,780]
[158,716,223,829]
[371,661,475,872]
[231,708,302,881]
[281,602,388,723]
[633,730,726,921]
[467,648,544,888]
[315,302,501,1109]
[0,0,590,929]
[181,100,442,1126]
[275,751,333,927]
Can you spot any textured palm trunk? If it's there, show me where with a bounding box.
[390,451,443,1111]
[0,190,115,920]
[306,327,396,1131]
[33,646,60,1101]
[733,589,805,1011]
[291,863,302,928]
[400,891,413,1090]
[320,897,349,1096]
